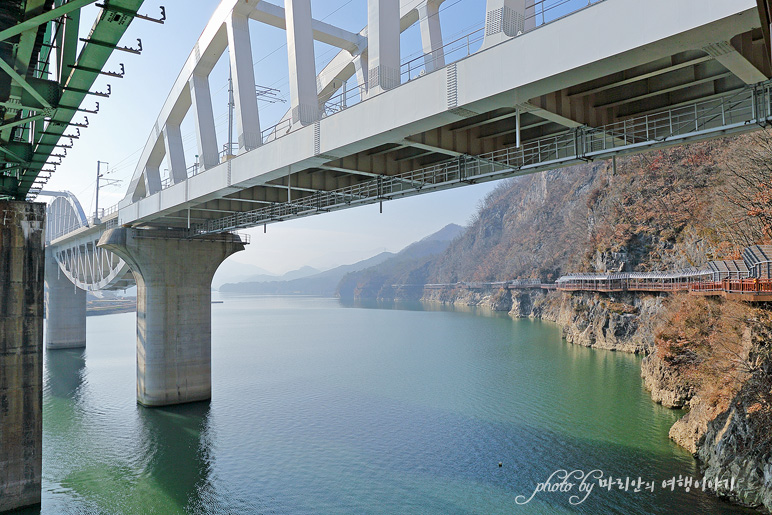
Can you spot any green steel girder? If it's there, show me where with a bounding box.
[0,0,146,200]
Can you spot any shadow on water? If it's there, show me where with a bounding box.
[10,349,88,515]
[135,401,214,513]
[39,345,214,514]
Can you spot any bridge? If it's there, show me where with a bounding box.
[3,0,772,510]
[40,0,772,427]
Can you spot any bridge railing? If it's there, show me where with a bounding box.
[319,27,489,123]
[580,87,758,154]
[528,0,603,27]
[482,82,770,170]
[267,1,606,146]
[399,27,485,83]
[189,78,772,236]
[87,204,119,226]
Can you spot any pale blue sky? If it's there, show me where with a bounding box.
[43,0,589,273]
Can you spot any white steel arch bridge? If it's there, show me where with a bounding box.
[37,0,772,408]
[45,0,772,293]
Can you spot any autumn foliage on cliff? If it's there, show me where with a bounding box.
[655,294,772,451]
[655,296,750,411]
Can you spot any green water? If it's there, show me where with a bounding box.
[30,295,753,514]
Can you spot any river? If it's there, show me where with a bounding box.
[29,295,754,514]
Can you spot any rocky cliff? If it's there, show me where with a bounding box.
[645,299,772,512]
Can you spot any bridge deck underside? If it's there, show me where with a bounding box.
[139,23,772,234]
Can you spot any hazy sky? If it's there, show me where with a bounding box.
[41,0,584,274]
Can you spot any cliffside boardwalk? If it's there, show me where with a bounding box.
[556,245,772,302]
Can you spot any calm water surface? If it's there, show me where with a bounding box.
[32,295,753,514]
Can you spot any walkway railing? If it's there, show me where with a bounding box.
[557,273,772,300]
[192,79,772,236]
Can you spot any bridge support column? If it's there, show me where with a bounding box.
[0,201,45,512]
[99,228,244,407]
[44,249,86,349]
[367,0,400,94]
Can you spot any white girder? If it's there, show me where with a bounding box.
[122,0,451,205]
[102,0,761,226]
[46,0,770,291]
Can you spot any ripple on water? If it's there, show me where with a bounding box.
[36,296,755,515]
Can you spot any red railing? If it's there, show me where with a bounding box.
[558,278,772,296]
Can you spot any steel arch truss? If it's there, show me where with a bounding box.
[53,238,133,291]
[46,191,133,291]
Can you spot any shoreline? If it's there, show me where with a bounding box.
[401,287,771,514]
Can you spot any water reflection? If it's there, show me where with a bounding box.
[339,297,508,316]
[136,402,213,512]
[44,348,86,399]
[38,297,758,513]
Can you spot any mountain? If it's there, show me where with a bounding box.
[218,252,394,296]
[212,260,274,289]
[239,265,322,284]
[219,224,464,297]
[336,223,464,300]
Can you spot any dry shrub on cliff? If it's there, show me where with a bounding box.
[585,143,724,270]
[735,309,772,450]
[723,128,772,246]
[655,295,751,410]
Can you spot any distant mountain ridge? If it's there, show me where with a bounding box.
[219,224,465,297]
[240,265,322,284]
[219,252,394,296]
[336,223,465,300]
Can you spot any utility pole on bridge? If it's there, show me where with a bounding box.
[94,160,119,223]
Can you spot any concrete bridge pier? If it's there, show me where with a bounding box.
[98,227,244,407]
[44,249,86,349]
[0,201,45,512]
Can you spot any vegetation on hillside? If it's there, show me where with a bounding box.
[347,130,772,293]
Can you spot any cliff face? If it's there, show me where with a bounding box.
[646,302,772,512]
[538,291,663,353]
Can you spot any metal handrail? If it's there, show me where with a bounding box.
[192,80,772,236]
[399,27,485,82]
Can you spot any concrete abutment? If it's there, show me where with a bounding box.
[98,227,244,407]
[0,201,44,512]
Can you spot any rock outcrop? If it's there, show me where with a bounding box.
[641,352,695,408]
